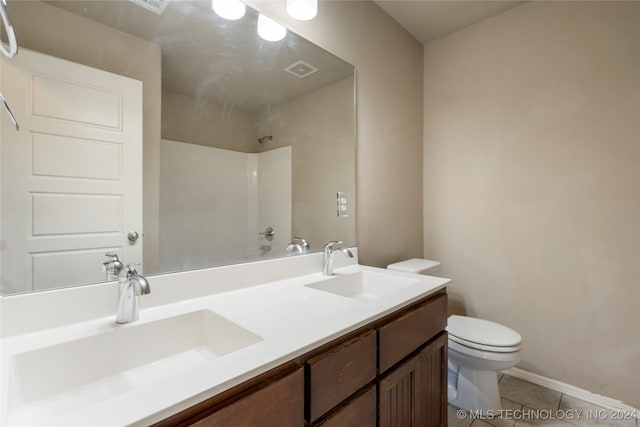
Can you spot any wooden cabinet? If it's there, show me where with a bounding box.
[379,349,423,427]
[420,333,448,427]
[189,367,304,427]
[379,333,448,427]
[314,385,377,427]
[378,294,447,373]
[307,293,447,427]
[152,365,304,427]
[307,330,377,422]
[154,291,447,427]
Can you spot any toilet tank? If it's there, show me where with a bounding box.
[387,258,440,274]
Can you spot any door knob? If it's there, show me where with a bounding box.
[127,231,139,242]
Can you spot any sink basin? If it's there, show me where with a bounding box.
[306,270,420,302]
[8,310,262,416]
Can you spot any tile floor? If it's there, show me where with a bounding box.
[448,374,639,427]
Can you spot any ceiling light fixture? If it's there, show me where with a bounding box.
[211,0,246,20]
[257,14,287,42]
[286,0,317,21]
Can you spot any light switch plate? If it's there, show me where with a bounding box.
[337,192,349,217]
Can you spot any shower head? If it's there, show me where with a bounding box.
[258,135,273,144]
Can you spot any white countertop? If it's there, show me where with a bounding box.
[0,253,449,426]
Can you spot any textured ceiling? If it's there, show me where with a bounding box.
[375,0,526,44]
[43,0,526,111]
[46,0,353,113]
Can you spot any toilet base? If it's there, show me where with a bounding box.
[448,366,501,413]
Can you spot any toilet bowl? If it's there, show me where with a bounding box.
[447,315,521,412]
[386,258,522,413]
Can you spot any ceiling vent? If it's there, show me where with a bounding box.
[128,0,170,15]
[285,60,318,79]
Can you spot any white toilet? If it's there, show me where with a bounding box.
[387,258,522,412]
[446,314,521,411]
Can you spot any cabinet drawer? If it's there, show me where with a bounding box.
[307,330,377,422]
[190,368,304,427]
[314,385,376,427]
[378,293,447,373]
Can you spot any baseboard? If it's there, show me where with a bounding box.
[504,367,639,414]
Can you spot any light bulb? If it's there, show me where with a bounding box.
[286,0,317,21]
[212,0,246,20]
[257,14,287,42]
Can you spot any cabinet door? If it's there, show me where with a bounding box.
[378,333,448,427]
[420,333,447,427]
[379,352,422,427]
[189,368,304,427]
[378,294,447,373]
[307,330,376,422]
[314,385,376,427]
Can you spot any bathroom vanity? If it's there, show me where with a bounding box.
[0,251,449,426]
[153,291,447,427]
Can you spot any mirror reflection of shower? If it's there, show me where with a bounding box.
[258,135,273,144]
[159,140,292,272]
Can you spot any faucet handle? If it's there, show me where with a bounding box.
[125,263,150,295]
[286,242,303,253]
[323,240,343,252]
[292,237,310,250]
[104,252,121,265]
[125,263,142,277]
[103,252,124,277]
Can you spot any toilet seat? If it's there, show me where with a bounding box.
[447,315,521,353]
[448,339,521,362]
[449,335,520,353]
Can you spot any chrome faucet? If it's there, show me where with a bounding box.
[286,237,311,254]
[116,264,150,324]
[103,252,124,281]
[323,240,354,276]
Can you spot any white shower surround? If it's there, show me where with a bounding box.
[159,139,291,271]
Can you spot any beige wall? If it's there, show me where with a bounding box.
[248,0,424,266]
[162,91,257,153]
[423,1,640,407]
[257,77,356,250]
[7,1,162,273]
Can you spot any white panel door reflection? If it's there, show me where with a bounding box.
[0,49,142,293]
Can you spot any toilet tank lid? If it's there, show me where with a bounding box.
[447,315,522,347]
[387,258,440,274]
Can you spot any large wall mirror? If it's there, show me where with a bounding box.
[0,0,356,295]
